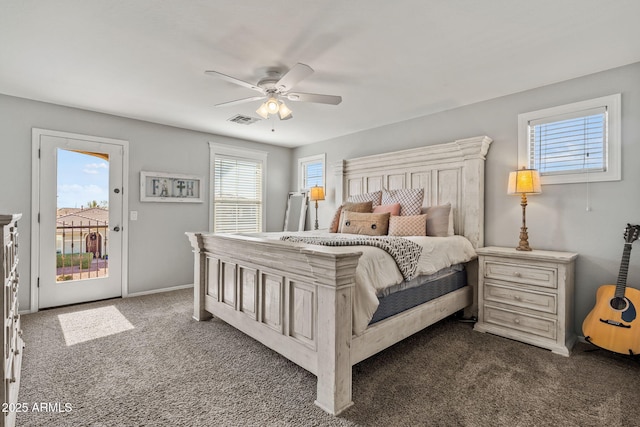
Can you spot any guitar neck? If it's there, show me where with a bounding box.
[615,243,633,298]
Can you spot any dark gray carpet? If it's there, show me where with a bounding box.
[17,288,640,426]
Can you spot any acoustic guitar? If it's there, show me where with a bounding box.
[582,224,640,355]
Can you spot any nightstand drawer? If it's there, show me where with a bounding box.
[484,305,557,340]
[484,282,557,314]
[484,260,557,289]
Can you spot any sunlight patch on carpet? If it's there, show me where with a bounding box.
[57,306,134,346]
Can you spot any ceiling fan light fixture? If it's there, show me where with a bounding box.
[278,101,292,120]
[266,97,280,114]
[256,103,269,119]
[206,62,342,123]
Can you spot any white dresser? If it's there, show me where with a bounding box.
[1,214,23,427]
[474,246,578,356]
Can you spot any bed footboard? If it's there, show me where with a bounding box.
[187,232,362,415]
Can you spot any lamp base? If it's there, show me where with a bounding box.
[516,226,532,251]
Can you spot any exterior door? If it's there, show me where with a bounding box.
[34,130,127,309]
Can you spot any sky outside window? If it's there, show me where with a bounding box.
[57,149,109,208]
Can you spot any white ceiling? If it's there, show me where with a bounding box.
[2,1,639,148]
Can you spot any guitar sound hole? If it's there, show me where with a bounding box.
[610,297,628,311]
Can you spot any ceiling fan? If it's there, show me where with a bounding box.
[205,63,342,120]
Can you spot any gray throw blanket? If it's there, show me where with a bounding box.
[280,235,423,281]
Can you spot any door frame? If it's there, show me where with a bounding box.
[30,128,129,312]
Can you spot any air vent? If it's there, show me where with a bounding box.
[227,114,261,125]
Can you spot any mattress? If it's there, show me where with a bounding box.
[369,265,467,324]
[246,230,476,335]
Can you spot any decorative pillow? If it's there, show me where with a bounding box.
[381,188,424,216]
[340,211,390,236]
[372,203,401,216]
[346,191,382,208]
[329,201,373,233]
[388,214,427,237]
[421,203,452,237]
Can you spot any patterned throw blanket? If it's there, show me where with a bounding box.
[280,235,423,281]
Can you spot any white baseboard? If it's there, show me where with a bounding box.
[126,283,194,298]
[19,284,193,314]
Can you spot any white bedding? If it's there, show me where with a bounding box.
[246,231,476,335]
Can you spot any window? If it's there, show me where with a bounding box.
[518,94,621,185]
[298,153,325,191]
[210,143,267,233]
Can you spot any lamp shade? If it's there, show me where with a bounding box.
[309,185,325,201]
[508,168,542,194]
[256,103,269,119]
[266,97,280,114]
[278,101,292,120]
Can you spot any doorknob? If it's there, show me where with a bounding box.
[113,226,121,232]
[114,188,120,194]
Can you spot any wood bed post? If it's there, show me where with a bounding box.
[304,249,360,415]
[457,136,491,317]
[456,136,492,249]
[186,232,212,321]
[334,160,345,208]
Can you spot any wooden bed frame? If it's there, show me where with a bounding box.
[187,135,492,415]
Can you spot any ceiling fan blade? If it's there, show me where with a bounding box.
[205,70,263,93]
[214,96,265,107]
[275,63,314,92]
[286,92,342,105]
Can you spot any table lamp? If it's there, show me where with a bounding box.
[309,185,325,230]
[508,168,542,251]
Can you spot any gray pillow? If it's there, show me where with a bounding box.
[422,203,452,237]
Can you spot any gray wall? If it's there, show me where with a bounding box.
[0,94,291,311]
[292,61,640,336]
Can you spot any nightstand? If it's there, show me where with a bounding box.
[474,246,578,356]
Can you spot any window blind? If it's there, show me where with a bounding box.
[303,161,323,189]
[214,155,263,233]
[528,106,607,176]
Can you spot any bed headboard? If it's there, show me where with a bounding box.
[335,136,492,249]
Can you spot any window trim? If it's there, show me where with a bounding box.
[209,142,268,232]
[298,153,326,192]
[517,93,621,185]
